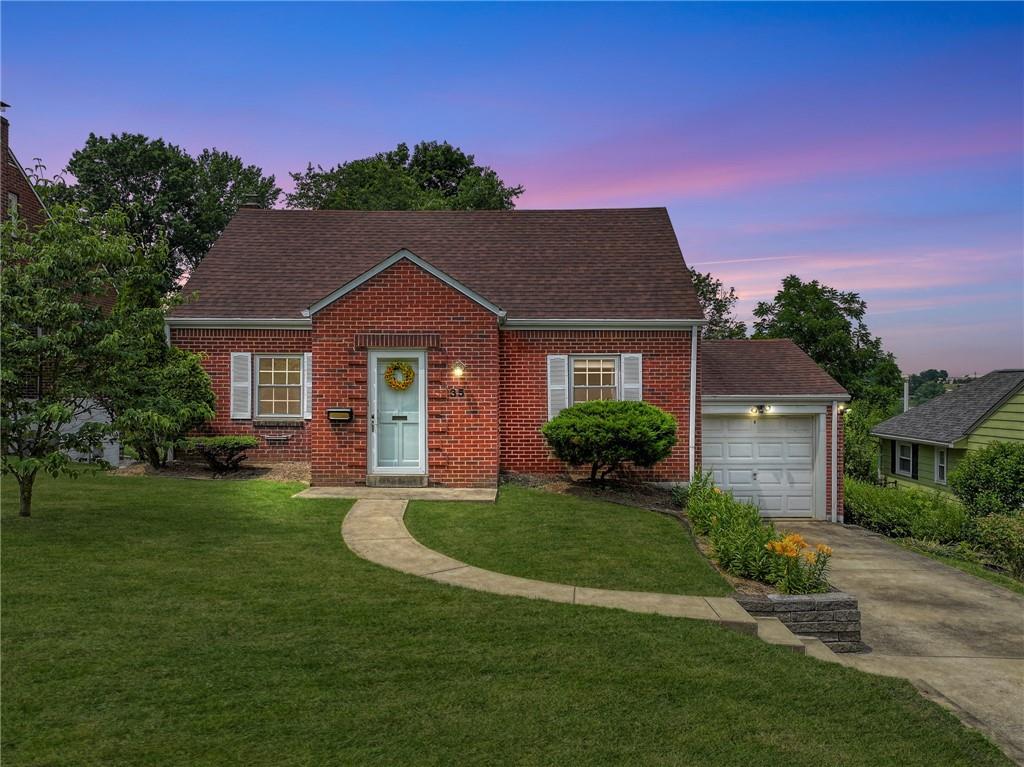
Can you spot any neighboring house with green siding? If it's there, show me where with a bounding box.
[871,369,1024,493]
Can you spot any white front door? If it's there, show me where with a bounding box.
[369,351,426,475]
[702,415,815,517]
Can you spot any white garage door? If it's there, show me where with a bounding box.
[702,416,815,517]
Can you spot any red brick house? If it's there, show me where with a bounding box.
[1,103,48,229]
[168,208,849,520]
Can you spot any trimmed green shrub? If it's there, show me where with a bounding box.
[685,471,831,594]
[972,514,1024,578]
[844,477,971,543]
[541,400,676,481]
[949,442,1024,516]
[179,436,260,473]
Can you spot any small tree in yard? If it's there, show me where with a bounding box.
[541,401,677,482]
[1,208,148,516]
[949,441,1024,516]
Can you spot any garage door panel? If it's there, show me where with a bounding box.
[702,415,816,519]
[787,443,812,459]
[727,442,753,458]
[727,469,755,485]
[787,496,813,513]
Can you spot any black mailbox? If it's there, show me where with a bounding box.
[326,408,354,423]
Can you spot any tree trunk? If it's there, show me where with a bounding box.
[590,462,600,482]
[18,471,36,517]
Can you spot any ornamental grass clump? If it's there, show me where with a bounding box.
[684,471,832,594]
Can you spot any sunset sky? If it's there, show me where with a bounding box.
[3,2,1021,375]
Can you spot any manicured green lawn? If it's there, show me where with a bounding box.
[407,484,731,596]
[1,475,1010,766]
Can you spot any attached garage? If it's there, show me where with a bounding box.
[702,414,817,517]
[700,339,850,522]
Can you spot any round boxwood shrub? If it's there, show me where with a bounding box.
[541,400,677,481]
[949,441,1024,516]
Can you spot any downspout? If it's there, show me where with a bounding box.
[689,324,698,481]
[831,400,838,522]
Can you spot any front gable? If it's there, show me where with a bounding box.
[305,249,506,320]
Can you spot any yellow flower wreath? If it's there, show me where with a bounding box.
[384,360,415,392]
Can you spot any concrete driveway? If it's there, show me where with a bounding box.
[784,520,1024,764]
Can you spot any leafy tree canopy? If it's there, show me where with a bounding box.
[286,141,523,211]
[36,134,280,290]
[1,205,216,515]
[753,275,901,407]
[909,369,949,406]
[689,268,747,339]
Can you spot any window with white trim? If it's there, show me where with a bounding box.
[256,355,302,417]
[935,448,947,484]
[897,442,913,476]
[571,357,618,403]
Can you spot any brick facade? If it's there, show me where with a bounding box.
[498,329,696,481]
[1,115,47,230]
[172,259,843,516]
[825,404,846,522]
[307,260,500,487]
[171,327,313,461]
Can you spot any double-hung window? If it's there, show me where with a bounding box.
[935,448,947,484]
[896,442,913,476]
[571,357,619,403]
[256,356,302,417]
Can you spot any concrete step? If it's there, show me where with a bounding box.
[799,636,842,663]
[756,617,806,654]
[365,474,429,488]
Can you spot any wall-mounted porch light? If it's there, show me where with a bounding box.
[749,404,773,415]
[451,360,466,378]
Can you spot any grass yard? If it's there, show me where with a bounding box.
[406,484,731,596]
[1,475,1011,766]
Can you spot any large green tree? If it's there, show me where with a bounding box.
[909,369,949,406]
[287,141,523,211]
[689,268,747,339]
[1,206,215,516]
[752,275,902,407]
[38,134,280,289]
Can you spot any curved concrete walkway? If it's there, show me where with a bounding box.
[342,499,759,635]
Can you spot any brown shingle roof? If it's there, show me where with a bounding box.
[702,339,848,398]
[170,208,702,321]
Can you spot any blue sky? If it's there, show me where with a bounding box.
[3,2,1022,374]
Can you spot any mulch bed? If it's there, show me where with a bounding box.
[113,460,311,484]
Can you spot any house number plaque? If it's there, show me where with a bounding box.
[448,387,466,398]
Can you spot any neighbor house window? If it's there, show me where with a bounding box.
[935,448,947,484]
[571,357,618,403]
[256,355,302,417]
[897,442,913,476]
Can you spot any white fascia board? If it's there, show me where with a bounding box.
[503,318,706,330]
[306,249,506,319]
[165,317,312,330]
[870,432,957,448]
[703,394,851,402]
[704,403,828,415]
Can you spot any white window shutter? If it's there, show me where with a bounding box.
[303,352,313,420]
[547,355,569,419]
[230,352,252,419]
[621,354,643,401]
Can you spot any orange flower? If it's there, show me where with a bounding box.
[802,551,818,565]
[816,543,833,556]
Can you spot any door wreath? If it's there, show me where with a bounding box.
[384,360,415,391]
